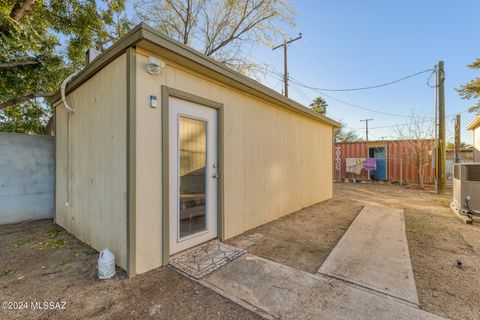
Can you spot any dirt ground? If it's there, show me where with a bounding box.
[2,183,479,320]
[0,220,260,320]
[226,198,364,273]
[335,183,480,320]
[229,182,480,320]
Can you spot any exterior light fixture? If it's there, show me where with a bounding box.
[146,56,165,75]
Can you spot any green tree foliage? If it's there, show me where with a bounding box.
[334,121,361,143]
[0,100,50,134]
[0,0,130,134]
[309,96,327,115]
[446,141,469,150]
[457,58,480,114]
[308,97,358,142]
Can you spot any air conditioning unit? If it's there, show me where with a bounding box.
[451,163,480,216]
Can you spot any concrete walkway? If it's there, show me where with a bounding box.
[317,205,419,306]
[201,254,445,320]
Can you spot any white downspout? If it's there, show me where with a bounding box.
[60,71,80,207]
[61,71,80,113]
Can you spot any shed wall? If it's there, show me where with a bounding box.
[134,48,333,274]
[55,54,128,269]
[475,128,480,162]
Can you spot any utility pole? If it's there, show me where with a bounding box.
[455,114,461,163]
[360,118,374,141]
[273,33,302,97]
[433,65,438,194]
[438,61,446,194]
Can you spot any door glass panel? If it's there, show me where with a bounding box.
[179,116,207,238]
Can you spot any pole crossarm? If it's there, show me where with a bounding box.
[360,118,374,141]
[273,33,302,97]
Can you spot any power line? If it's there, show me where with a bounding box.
[348,109,469,130]
[288,79,430,118]
[266,64,468,122]
[286,68,434,92]
[350,119,432,130]
[284,80,469,132]
[269,71,426,119]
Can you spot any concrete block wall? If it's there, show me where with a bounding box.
[0,132,54,224]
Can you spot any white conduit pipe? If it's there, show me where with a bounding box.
[466,196,480,215]
[61,71,80,113]
[60,70,80,207]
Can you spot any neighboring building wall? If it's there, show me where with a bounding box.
[446,149,474,162]
[134,48,333,273]
[0,132,53,224]
[55,54,128,269]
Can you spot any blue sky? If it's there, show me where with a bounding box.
[127,1,480,143]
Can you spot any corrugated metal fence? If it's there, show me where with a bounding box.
[333,140,435,185]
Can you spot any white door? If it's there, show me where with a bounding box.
[169,97,218,255]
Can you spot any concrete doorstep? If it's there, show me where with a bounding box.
[201,254,446,320]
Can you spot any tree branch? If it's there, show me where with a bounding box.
[207,13,273,56]
[0,0,36,33]
[10,0,36,22]
[0,60,41,68]
[184,0,191,43]
[205,0,274,57]
[0,92,55,109]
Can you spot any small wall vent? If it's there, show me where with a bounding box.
[85,48,101,65]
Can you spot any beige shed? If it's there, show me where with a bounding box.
[467,115,480,162]
[54,23,340,276]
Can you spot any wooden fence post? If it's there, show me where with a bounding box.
[400,157,403,186]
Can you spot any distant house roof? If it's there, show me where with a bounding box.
[54,23,340,128]
[467,115,480,130]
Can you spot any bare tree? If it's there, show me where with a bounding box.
[395,112,435,188]
[135,0,295,73]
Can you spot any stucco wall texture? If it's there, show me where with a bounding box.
[0,132,54,224]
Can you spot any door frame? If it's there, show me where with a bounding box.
[161,86,224,265]
[367,145,388,181]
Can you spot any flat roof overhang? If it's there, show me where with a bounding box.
[466,115,480,131]
[54,23,340,128]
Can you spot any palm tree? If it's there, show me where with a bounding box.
[309,97,328,115]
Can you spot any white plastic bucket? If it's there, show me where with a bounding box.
[98,248,115,279]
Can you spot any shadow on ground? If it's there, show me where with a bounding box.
[226,197,364,273]
[1,183,479,320]
[0,220,260,320]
